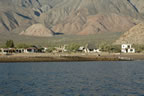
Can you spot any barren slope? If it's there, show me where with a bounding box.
[20,24,53,37]
[53,12,136,35]
[115,23,144,44]
[0,0,144,37]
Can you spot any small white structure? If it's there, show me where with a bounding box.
[84,49,101,53]
[52,45,68,53]
[121,44,135,53]
[78,46,85,52]
[43,47,48,52]
[83,44,101,53]
[0,48,9,54]
[62,45,68,52]
[93,49,101,53]
[24,48,37,53]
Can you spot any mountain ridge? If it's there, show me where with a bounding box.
[0,0,144,37]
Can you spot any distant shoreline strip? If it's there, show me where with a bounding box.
[0,56,131,63]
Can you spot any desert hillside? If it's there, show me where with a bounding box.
[20,24,54,37]
[53,13,135,35]
[115,23,144,44]
[0,0,144,37]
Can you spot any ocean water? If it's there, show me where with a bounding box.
[0,61,144,96]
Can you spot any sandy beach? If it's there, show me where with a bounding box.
[0,52,144,62]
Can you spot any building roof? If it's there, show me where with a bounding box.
[86,44,97,49]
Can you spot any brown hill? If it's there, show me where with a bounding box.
[115,23,144,44]
[19,24,53,37]
[53,12,136,35]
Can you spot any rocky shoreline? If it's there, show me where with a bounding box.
[0,57,119,63]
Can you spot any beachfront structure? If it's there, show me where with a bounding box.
[1,48,14,54]
[53,45,68,53]
[15,49,24,53]
[83,44,101,53]
[0,46,45,54]
[121,44,135,53]
[24,45,46,53]
[24,46,44,53]
[78,46,85,52]
[62,45,68,52]
[0,48,24,54]
[24,47,38,53]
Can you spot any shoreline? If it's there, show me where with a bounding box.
[1,53,143,62]
[0,56,122,63]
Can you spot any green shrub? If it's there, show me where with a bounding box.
[99,42,111,52]
[66,43,80,52]
[110,45,121,53]
[133,44,144,53]
[99,42,121,53]
[46,47,56,53]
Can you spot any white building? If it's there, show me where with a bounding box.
[24,47,37,53]
[121,44,135,53]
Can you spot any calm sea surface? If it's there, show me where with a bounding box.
[0,61,144,96]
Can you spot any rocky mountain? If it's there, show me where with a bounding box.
[0,0,144,36]
[128,0,144,14]
[115,23,144,44]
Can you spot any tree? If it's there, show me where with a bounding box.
[6,40,15,48]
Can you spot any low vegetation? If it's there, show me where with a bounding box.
[65,43,80,52]
[2,38,144,54]
[16,43,31,48]
[133,44,144,53]
[99,43,121,53]
[46,47,56,53]
[0,32,122,47]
